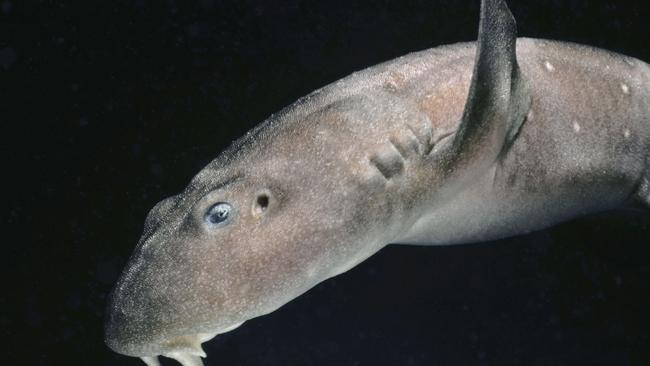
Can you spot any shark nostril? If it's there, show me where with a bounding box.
[253,191,271,215]
[256,194,269,210]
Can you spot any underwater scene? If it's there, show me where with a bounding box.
[5,0,650,365]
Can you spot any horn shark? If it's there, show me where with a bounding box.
[105,0,649,364]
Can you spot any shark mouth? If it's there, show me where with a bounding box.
[138,322,244,366]
[141,353,203,366]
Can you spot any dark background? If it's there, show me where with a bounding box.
[4,0,650,365]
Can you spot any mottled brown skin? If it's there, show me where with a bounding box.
[105,0,649,364]
[399,39,650,244]
[384,40,649,205]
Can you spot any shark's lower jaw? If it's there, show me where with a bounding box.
[131,323,245,366]
[125,332,212,366]
[141,353,202,366]
[141,352,203,366]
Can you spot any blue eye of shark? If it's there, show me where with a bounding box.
[204,202,232,226]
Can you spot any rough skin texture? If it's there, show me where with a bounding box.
[105,0,649,364]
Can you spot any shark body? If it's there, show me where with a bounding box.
[106,1,650,365]
[393,38,650,245]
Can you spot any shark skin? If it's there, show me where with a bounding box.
[399,38,650,245]
[105,0,650,364]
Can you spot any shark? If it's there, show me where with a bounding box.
[105,0,650,365]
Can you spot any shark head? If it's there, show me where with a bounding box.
[104,98,410,365]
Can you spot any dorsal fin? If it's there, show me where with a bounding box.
[442,0,530,180]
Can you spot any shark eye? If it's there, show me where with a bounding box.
[204,202,232,226]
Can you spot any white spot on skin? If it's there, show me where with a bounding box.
[545,61,555,72]
[572,122,581,133]
[526,110,534,121]
[306,266,317,278]
[621,83,630,94]
[624,129,631,138]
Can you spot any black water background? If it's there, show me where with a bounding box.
[4,0,650,365]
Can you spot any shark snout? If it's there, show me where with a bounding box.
[106,334,210,366]
[105,309,214,366]
[105,292,244,366]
